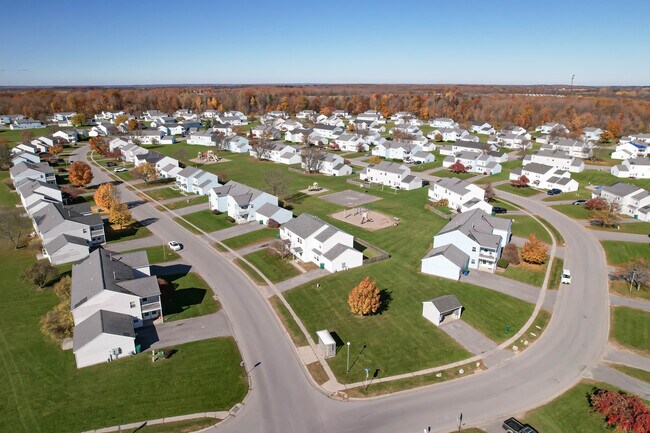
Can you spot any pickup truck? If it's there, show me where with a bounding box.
[502,417,539,433]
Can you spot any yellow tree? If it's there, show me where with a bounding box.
[70,113,86,127]
[348,277,381,316]
[127,118,139,131]
[521,234,548,265]
[68,161,94,187]
[132,162,157,184]
[368,155,382,165]
[108,203,131,229]
[49,144,64,156]
[113,114,128,126]
[94,183,119,211]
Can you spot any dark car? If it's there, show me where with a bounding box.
[572,199,587,205]
[547,188,562,195]
[502,417,538,433]
[492,206,507,214]
[106,162,117,167]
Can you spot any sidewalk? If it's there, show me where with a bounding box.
[602,345,650,371]
[610,294,650,312]
[209,222,267,241]
[588,365,650,399]
[461,271,556,309]
[274,268,330,293]
[83,411,229,433]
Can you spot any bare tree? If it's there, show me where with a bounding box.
[251,140,275,160]
[483,183,497,202]
[264,170,290,203]
[302,147,326,173]
[618,259,650,292]
[269,238,292,260]
[0,208,30,249]
[592,202,621,228]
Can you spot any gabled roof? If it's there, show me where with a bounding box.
[283,213,336,239]
[522,162,555,175]
[426,294,463,314]
[176,166,202,178]
[432,177,475,196]
[368,160,409,175]
[423,243,469,268]
[599,182,644,198]
[323,243,356,260]
[73,309,135,351]
[210,180,266,206]
[10,161,54,178]
[437,208,510,249]
[32,202,102,235]
[43,233,88,255]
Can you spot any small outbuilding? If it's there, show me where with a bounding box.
[316,329,336,358]
[422,295,463,326]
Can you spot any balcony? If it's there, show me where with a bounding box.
[141,301,161,314]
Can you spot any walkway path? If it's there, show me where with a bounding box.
[208,222,267,241]
[610,294,650,312]
[136,312,231,351]
[83,411,229,433]
[173,202,210,216]
[440,319,497,356]
[588,365,650,399]
[274,268,331,293]
[591,231,649,243]
[602,345,650,371]
[107,235,164,252]
[461,271,556,309]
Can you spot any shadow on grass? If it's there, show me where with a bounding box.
[377,289,393,314]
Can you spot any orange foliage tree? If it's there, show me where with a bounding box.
[521,234,547,265]
[348,277,381,316]
[68,161,93,187]
[93,183,119,210]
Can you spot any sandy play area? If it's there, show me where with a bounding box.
[331,208,398,231]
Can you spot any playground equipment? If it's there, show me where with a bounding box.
[307,182,322,192]
[197,150,220,162]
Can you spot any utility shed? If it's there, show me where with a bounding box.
[422,295,463,326]
[316,330,336,358]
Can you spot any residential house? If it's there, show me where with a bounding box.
[332,110,351,119]
[429,118,458,128]
[592,182,650,221]
[285,128,313,144]
[541,137,593,159]
[53,112,77,127]
[351,118,378,131]
[493,132,532,149]
[428,127,470,142]
[442,151,502,175]
[217,135,251,153]
[611,158,650,179]
[0,114,24,124]
[11,141,42,156]
[10,118,45,130]
[509,162,579,192]
[120,143,149,163]
[250,142,301,165]
[88,123,118,137]
[11,151,41,165]
[612,142,648,160]
[201,110,222,119]
[212,123,235,136]
[360,161,423,190]
[313,123,343,139]
[175,167,220,195]
[302,153,352,176]
[15,178,63,216]
[470,122,495,135]
[94,110,125,122]
[523,149,585,173]
[10,161,56,184]
[280,213,363,272]
[332,133,368,152]
[107,137,130,152]
[428,178,493,213]
[390,124,421,136]
[412,151,436,164]
[357,110,386,124]
[53,129,85,143]
[276,120,304,132]
[296,110,317,120]
[251,125,281,139]
[124,130,165,145]
[173,109,198,121]
[371,141,422,161]
[535,122,569,134]
[187,130,219,146]
[421,208,511,277]
[142,110,168,121]
[209,180,291,224]
[321,116,345,127]
[582,127,603,141]
[73,310,137,369]
[624,133,650,144]
[422,295,464,325]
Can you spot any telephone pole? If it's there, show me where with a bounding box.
[570,74,575,90]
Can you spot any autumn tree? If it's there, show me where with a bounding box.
[21,261,58,288]
[127,118,139,131]
[599,130,615,144]
[264,170,290,204]
[590,388,650,433]
[40,303,73,341]
[511,175,530,188]
[132,162,157,184]
[0,207,30,249]
[94,182,120,210]
[114,114,129,126]
[502,243,520,265]
[49,143,64,156]
[0,143,12,169]
[483,183,497,202]
[109,202,132,229]
[592,201,621,228]
[250,140,275,160]
[521,234,548,265]
[368,155,382,165]
[68,161,93,186]
[449,160,467,173]
[301,147,326,173]
[89,136,107,155]
[70,113,86,127]
[53,275,72,299]
[585,197,609,211]
[20,130,34,142]
[348,277,381,316]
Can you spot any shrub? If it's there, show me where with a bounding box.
[212,209,222,215]
[497,258,509,269]
[431,198,449,208]
[53,275,71,300]
[225,216,236,223]
[267,218,280,228]
[348,277,381,316]
[40,302,73,341]
[502,243,520,265]
[521,234,548,265]
[21,261,58,288]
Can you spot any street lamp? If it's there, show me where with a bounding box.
[346,341,351,373]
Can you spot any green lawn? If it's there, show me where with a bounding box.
[551,204,593,220]
[0,171,20,206]
[123,245,180,264]
[162,272,220,321]
[600,241,649,266]
[524,381,643,433]
[549,257,564,290]
[174,210,234,234]
[114,170,136,181]
[105,418,218,433]
[535,215,566,245]
[610,306,650,355]
[142,187,185,201]
[611,364,650,384]
[242,249,300,283]
[221,228,278,250]
[609,279,650,301]
[410,159,443,172]
[269,295,309,346]
[0,239,245,433]
[501,262,547,287]
[496,183,543,197]
[233,258,266,284]
[105,221,153,243]
[434,170,477,180]
[156,195,209,211]
[0,127,52,146]
[499,215,552,245]
[589,221,650,235]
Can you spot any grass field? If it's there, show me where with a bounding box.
[500,215,553,245]
[410,159,443,172]
[551,204,593,220]
[0,238,246,433]
[600,241,649,266]
[549,257,564,290]
[435,170,477,180]
[496,183,543,197]
[523,381,641,433]
[105,418,218,433]
[243,249,300,283]
[501,262,547,287]
[234,258,266,284]
[0,127,52,146]
[589,221,650,235]
[142,187,185,201]
[162,272,220,321]
[0,171,20,205]
[174,210,234,234]
[156,195,208,211]
[123,245,180,263]
[269,295,308,346]
[221,228,278,250]
[610,364,650,384]
[105,221,153,243]
[609,279,650,301]
[610,306,650,355]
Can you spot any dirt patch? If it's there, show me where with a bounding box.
[331,208,398,231]
[307,361,330,385]
[320,189,381,207]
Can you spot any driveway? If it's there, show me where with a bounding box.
[602,345,650,371]
[588,365,650,399]
[610,294,650,312]
[210,221,267,241]
[461,271,556,309]
[136,312,232,351]
[440,319,497,356]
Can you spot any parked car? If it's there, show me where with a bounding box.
[502,417,538,433]
[561,269,572,284]
[492,206,507,214]
[106,161,117,167]
[547,188,562,195]
[113,167,127,172]
[572,199,587,205]
[168,241,183,251]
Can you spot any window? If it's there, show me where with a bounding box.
[472,247,476,252]
[130,301,136,308]
[471,259,475,264]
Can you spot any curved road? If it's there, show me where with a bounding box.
[79,147,610,433]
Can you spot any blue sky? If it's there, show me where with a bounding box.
[1,0,648,86]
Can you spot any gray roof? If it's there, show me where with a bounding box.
[427,295,463,314]
[368,161,409,175]
[210,180,265,206]
[438,208,510,249]
[432,177,474,196]
[423,243,469,269]
[177,166,202,178]
[283,213,332,239]
[71,248,159,309]
[600,182,644,198]
[32,202,102,235]
[315,226,338,243]
[533,149,573,160]
[522,162,555,175]
[10,161,54,177]
[323,243,356,261]
[73,309,135,351]
[628,157,650,166]
[43,233,88,255]
[256,202,283,218]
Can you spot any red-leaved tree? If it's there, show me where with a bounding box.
[449,160,467,173]
[590,388,650,433]
[585,197,609,211]
[511,175,530,188]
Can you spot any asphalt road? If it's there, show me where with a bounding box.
[79,146,612,433]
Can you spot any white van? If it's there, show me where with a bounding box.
[561,269,572,284]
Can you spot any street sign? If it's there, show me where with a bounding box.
[364,367,370,381]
